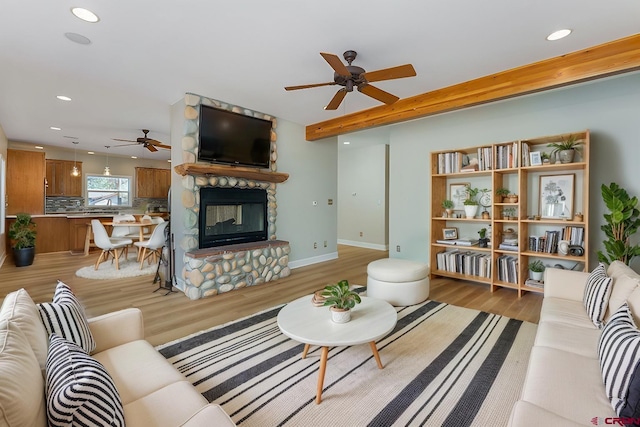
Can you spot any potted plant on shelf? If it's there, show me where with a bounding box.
[528,260,545,281]
[547,134,582,164]
[495,188,510,203]
[597,182,640,266]
[478,228,489,248]
[463,185,482,218]
[442,199,454,217]
[502,207,517,220]
[322,279,362,324]
[9,213,37,267]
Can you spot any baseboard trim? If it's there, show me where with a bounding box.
[337,240,388,251]
[289,252,339,269]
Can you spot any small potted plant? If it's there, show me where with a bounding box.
[547,134,582,164]
[322,279,362,323]
[502,207,517,220]
[478,228,489,248]
[528,260,545,281]
[9,213,37,267]
[495,188,510,203]
[463,185,481,218]
[541,152,551,164]
[442,199,454,217]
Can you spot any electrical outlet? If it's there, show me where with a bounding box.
[359,231,363,237]
[313,242,317,249]
[324,240,327,247]
[396,245,401,252]
[312,201,318,206]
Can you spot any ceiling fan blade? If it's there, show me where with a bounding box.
[145,144,158,152]
[324,89,347,110]
[112,138,137,143]
[151,143,171,150]
[362,64,417,83]
[320,52,351,77]
[114,143,140,148]
[285,82,337,91]
[357,84,399,105]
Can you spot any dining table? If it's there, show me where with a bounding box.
[103,220,157,242]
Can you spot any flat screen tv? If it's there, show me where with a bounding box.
[198,105,272,169]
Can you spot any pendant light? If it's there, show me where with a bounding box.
[103,145,111,176]
[71,141,80,177]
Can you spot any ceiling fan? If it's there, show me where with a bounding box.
[284,50,416,110]
[112,129,170,152]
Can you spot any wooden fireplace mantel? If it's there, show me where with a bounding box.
[173,163,289,183]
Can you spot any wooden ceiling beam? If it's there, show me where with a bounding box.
[305,33,640,141]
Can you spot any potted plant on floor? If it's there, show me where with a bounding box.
[528,260,545,281]
[547,134,582,164]
[598,182,640,266]
[9,213,37,267]
[322,279,361,324]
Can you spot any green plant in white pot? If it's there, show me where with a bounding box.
[598,182,640,266]
[528,260,545,281]
[547,135,582,164]
[322,279,361,323]
[463,185,481,218]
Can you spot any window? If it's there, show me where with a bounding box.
[86,175,131,207]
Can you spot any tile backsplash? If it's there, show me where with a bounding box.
[45,197,168,214]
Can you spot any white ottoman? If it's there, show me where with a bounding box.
[366,258,430,306]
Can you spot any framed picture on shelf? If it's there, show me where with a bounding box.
[449,183,469,211]
[443,227,458,240]
[529,152,542,166]
[539,174,574,219]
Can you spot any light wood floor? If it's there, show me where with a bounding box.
[0,245,542,346]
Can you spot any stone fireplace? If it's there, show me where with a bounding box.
[174,93,291,300]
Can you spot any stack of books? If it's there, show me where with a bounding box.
[311,290,327,307]
[499,238,518,251]
[525,279,544,289]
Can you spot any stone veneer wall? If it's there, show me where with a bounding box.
[178,93,290,300]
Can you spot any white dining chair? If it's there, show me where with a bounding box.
[142,216,165,239]
[91,219,133,270]
[134,221,168,269]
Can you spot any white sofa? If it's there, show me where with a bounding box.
[509,261,640,426]
[0,288,236,426]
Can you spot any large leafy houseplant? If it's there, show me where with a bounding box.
[9,213,36,250]
[322,280,361,323]
[9,213,37,267]
[598,183,640,266]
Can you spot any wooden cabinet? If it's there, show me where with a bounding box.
[7,149,45,214]
[46,160,83,197]
[430,130,590,297]
[136,167,170,198]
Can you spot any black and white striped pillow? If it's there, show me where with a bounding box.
[46,334,125,427]
[598,303,640,418]
[37,281,96,354]
[583,263,613,328]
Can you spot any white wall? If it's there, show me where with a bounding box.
[386,72,640,270]
[337,144,388,250]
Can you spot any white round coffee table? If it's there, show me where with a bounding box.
[277,295,397,403]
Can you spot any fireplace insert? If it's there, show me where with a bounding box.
[199,187,268,248]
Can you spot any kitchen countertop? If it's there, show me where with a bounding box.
[6,212,166,219]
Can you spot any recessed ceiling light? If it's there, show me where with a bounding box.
[547,29,572,41]
[35,146,44,150]
[64,32,91,45]
[71,7,99,23]
[131,156,137,159]
[50,126,61,131]
[56,95,72,101]
[87,151,94,155]
[343,141,351,145]
[167,159,172,163]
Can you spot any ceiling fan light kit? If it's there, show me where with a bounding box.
[285,50,416,110]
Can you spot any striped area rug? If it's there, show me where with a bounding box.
[157,299,537,426]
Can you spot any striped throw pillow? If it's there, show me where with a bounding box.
[46,334,124,427]
[37,281,96,354]
[598,303,640,418]
[583,263,613,328]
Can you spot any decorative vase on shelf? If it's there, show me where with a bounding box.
[464,205,478,219]
[558,149,575,164]
[529,271,544,281]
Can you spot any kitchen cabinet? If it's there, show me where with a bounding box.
[136,167,170,198]
[7,149,45,214]
[5,217,69,254]
[46,160,83,197]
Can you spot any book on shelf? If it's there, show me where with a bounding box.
[436,238,479,246]
[525,279,544,289]
[498,243,518,251]
[436,249,491,278]
[496,255,518,284]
